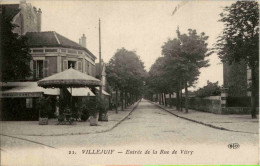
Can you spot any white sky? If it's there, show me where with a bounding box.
[4,0,235,90]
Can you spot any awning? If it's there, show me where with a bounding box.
[67,88,95,97]
[0,82,60,98]
[95,87,110,96]
[38,68,101,88]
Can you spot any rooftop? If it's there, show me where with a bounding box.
[25,31,96,59]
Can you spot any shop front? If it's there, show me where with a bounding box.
[0,82,59,121]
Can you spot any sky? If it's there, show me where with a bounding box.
[4,0,235,90]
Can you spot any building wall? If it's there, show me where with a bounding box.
[28,47,96,80]
[12,1,41,35]
[223,61,247,97]
[46,56,57,76]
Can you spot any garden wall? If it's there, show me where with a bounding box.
[164,95,257,114]
[187,97,221,114]
[165,96,221,114]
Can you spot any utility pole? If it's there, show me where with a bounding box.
[99,18,102,100]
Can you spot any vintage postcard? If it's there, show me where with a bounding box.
[0,0,259,165]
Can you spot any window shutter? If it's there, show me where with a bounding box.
[86,61,89,75]
[85,62,87,74]
[43,60,49,77]
[63,60,68,71]
[33,60,36,79]
[75,61,78,70]
[92,64,95,77]
[89,63,92,75]
[78,61,82,72]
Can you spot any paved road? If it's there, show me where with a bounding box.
[1,99,258,165]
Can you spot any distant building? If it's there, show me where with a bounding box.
[223,61,248,97]
[0,0,41,35]
[25,31,96,80]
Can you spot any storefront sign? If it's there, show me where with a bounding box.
[1,92,42,98]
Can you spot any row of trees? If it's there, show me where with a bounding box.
[146,28,212,112]
[106,48,147,113]
[146,1,259,118]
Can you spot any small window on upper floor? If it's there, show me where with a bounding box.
[33,49,44,53]
[68,50,77,54]
[45,49,58,53]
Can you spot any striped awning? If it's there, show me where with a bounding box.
[0,82,60,98]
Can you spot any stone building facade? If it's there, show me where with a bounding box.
[0,0,41,35]
[223,61,248,97]
[25,31,96,80]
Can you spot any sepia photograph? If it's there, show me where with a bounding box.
[0,0,259,165]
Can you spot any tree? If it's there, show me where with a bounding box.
[216,1,259,118]
[0,10,32,82]
[148,57,170,106]
[162,28,212,112]
[106,48,146,112]
[195,81,221,97]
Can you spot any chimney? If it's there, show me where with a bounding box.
[37,8,42,32]
[79,38,82,46]
[81,34,86,48]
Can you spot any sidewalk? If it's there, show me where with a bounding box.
[151,101,259,134]
[0,101,140,136]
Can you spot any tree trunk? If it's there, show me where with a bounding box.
[169,93,172,108]
[121,89,123,111]
[161,93,163,105]
[176,87,180,110]
[251,66,257,119]
[185,81,188,113]
[162,93,165,105]
[180,88,183,111]
[164,93,167,106]
[125,90,127,108]
[115,87,118,114]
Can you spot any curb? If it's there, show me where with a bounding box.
[1,134,56,149]
[149,101,258,135]
[10,100,141,137]
[98,99,140,133]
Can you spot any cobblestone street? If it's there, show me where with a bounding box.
[1,99,258,165]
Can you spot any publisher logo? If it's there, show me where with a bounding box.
[228,143,240,149]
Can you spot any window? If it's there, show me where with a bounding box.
[33,60,43,78]
[45,49,57,53]
[33,49,44,53]
[68,50,77,54]
[61,49,66,53]
[33,60,48,79]
[68,61,76,69]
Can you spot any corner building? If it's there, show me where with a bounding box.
[25,31,96,80]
